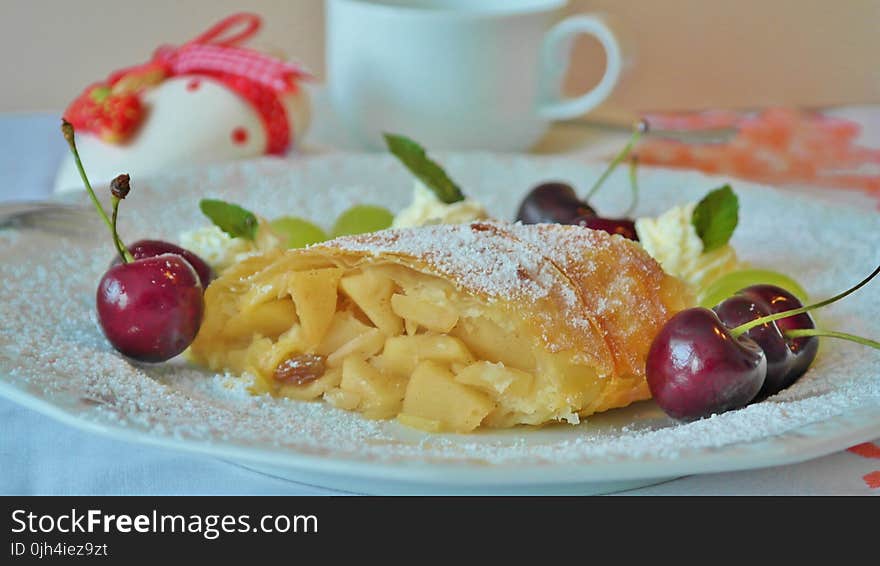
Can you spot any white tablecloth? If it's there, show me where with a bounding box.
[1,112,878,495]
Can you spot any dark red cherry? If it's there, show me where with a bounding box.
[96,253,205,363]
[737,284,818,390]
[646,308,767,420]
[515,182,595,224]
[571,215,639,240]
[714,294,794,397]
[112,239,213,290]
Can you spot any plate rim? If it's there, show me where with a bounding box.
[2,378,878,486]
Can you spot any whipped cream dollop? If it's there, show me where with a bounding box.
[179,219,282,273]
[179,225,258,273]
[392,182,488,228]
[635,202,742,289]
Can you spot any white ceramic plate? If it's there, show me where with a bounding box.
[2,154,879,494]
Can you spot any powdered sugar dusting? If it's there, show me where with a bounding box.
[329,222,553,304]
[1,155,879,472]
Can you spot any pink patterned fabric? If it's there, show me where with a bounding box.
[156,43,306,94]
[637,108,880,199]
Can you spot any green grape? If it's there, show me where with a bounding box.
[270,216,328,249]
[332,205,394,237]
[698,268,809,309]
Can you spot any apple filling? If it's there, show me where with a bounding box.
[190,256,613,432]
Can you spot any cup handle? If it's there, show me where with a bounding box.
[536,14,623,120]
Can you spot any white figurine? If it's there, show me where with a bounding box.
[54,13,311,194]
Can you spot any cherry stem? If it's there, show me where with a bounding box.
[730,263,880,338]
[61,120,133,263]
[585,120,648,202]
[623,156,640,217]
[785,328,880,351]
[110,196,132,262]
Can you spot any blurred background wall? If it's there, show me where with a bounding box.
[2,0,878,122]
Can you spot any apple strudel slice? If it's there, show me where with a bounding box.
[188,222,691,432]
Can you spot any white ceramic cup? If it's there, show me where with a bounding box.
[326,0,623,151]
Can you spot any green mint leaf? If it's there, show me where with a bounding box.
[383,133,465,204]
[199,198,258,241]
[691,185,739,253]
